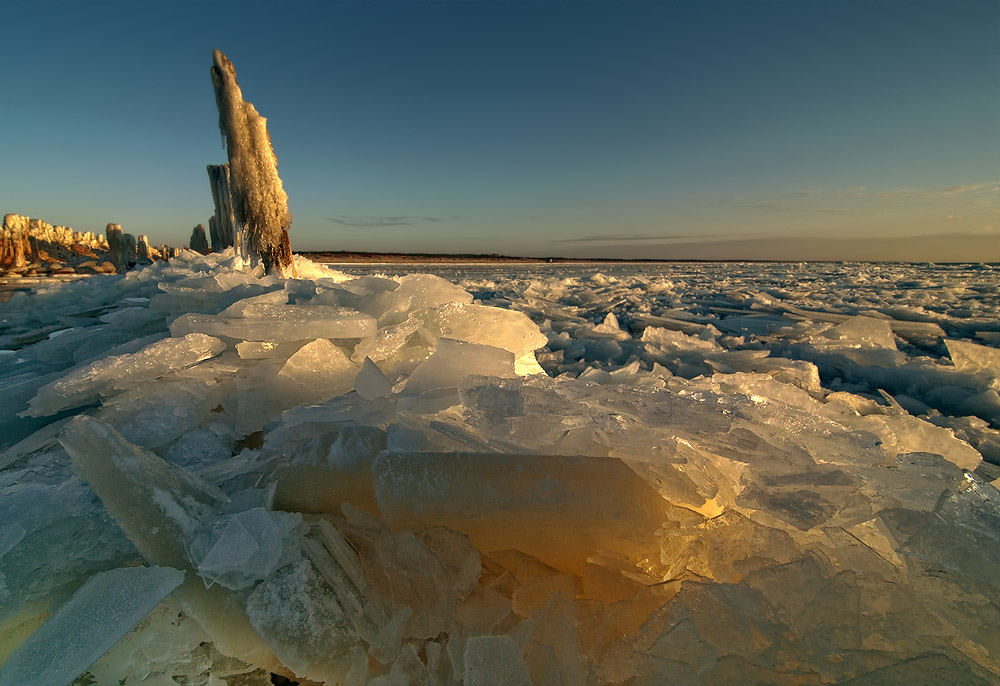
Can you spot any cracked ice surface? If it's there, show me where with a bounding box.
[1,253,1000,684]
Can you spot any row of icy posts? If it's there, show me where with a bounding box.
[105,224,174,273]
[2,214,109,269]
[2,214,173,274]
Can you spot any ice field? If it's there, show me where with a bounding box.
[1,253,999,685]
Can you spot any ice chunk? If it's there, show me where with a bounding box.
[818,316,898,349]
[642,326,722,354]
[0,565,184,686]
[356,302,547,375]
[859,413,982,471]
[372,273,474,325]
[0,474,136,622]
[593,312,630,339]
[355,357,393,400]
[277,338,356,393]
[218,288,288,317]
[246,559,358,683]
[403,339,516,396]
[372,451,669,574]
[463,635,532,686]
[25,333,226,416]
[368,606,412,664]
[946,339,1000,375]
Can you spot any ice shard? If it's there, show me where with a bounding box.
[25,333,227,417]
[0,565,184,686]
[210,49,294,276]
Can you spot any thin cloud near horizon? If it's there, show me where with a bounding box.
[328,215,460,228]
[706,180,998,219]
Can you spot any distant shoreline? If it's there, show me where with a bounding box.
[299,251,991,266]
[300,251,783,264]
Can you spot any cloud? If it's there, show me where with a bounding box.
[327,215,459,228]
[711,181,1000,216]
[716,192,851,215]
[869,181,1000,204]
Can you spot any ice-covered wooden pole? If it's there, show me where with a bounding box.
[210,50,293,276]
[206,163,235,253]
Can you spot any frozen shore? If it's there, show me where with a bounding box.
[1,252,999,685]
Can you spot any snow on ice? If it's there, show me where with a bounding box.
[1,252,1000,684]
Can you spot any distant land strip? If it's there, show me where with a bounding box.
[300,251,771,264]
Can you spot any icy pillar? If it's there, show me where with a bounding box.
[2,214,29,269]
[210,50,294,276]
[206,163,235,253]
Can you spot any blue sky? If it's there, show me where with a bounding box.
[2,0,998,260]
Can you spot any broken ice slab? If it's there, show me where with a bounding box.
[403,339,516,396]
[356,302,547,375]
[218,288,288,316]
[946,338,1000,376]
[59,415,278,670]
[371,451,670,575]
[24,333,226,417]
[370,273,474,325]
[277,338,357,391]
[169,305,375,342]
[858,412,982,472]
[0,565,184,686]
[816,316,898,349]
[771,303,948,340]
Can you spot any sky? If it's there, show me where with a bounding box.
[2,0,998,261]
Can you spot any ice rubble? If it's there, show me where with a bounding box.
[1,254,999,684]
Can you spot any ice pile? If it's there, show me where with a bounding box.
[1,253,999,684]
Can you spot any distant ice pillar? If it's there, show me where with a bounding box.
[190,224,210,255]
[210,49,294,276]
[207,163,237,254]
[2,214,29,269]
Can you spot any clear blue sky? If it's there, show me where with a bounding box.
[2,0,998,260]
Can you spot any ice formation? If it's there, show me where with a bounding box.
[210,50,294,277]
[1,254,999,684]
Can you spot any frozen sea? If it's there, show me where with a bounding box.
[1,255,999,685]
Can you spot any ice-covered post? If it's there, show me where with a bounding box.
[2,214,29,269]
[210,50,294,276]
[206,163,235,253]
[190,224,210,255]
[137,235,152,262]
[106,224,125,273]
